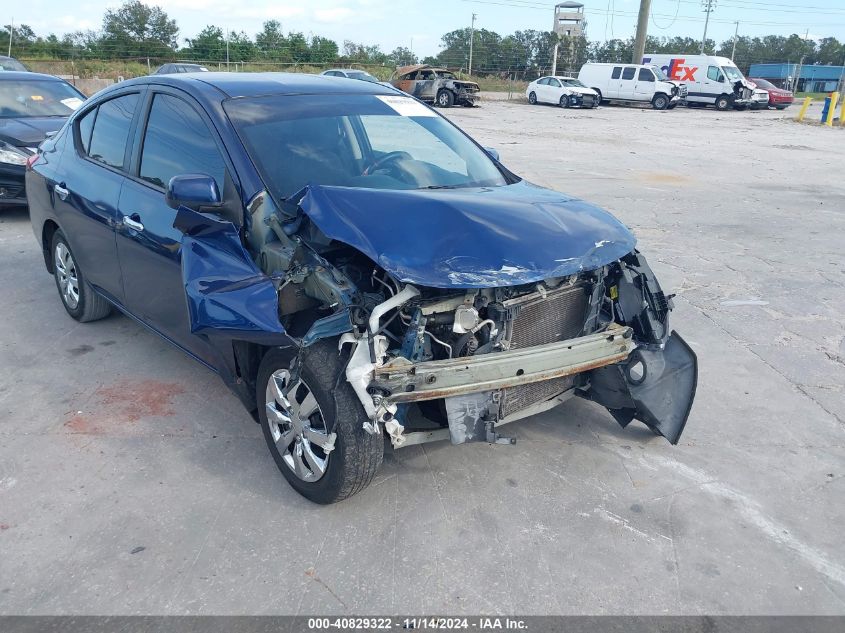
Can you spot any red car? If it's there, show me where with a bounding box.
[748,78,794,109]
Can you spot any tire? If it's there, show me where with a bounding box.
[528,91,538,105]
[257,340,384,504]
[592,89,603,104]
[559,94,570,108]
[715,94,731,111]
[51,229,111,323]
[436,89,454,108]
[775,105,788,110]
[652,94,669,110]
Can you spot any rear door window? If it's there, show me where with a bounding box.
[86,93,139,170]
[621,67,636,81]
[76,107,96,154]
[139,93,225,191]
[611,67,622,79]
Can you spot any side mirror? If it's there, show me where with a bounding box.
[166,173,221,212]
[484,147,500,162]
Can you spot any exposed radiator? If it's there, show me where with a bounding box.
[499,284,589,419]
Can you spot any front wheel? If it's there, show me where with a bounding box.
[715,94,732,111]
[652,94,669,110]
[528,91,538,105]
[51,229,111,322]
[436,89,454,108]
[257,340,384,504]
[559,94,570,108]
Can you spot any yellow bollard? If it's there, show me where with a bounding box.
[840,92,845,127]
[796,96,812,122]
[826,92,839,126]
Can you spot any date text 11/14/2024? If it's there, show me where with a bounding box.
[307,617,528,630]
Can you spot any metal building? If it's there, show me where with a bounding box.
[748,62,845,93]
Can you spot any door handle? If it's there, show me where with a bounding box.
[123,214,144,232]
[54,183,69,201]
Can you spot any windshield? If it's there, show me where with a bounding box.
[438,71,456,79]
[562,79,586,88]
[722,66,743,83]
[650,65,668,81]
[0,79,84,118]
[348,71,378,83]
[225,93,508,200]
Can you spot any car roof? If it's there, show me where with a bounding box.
[120,72,397,99]
[0,71,65,82]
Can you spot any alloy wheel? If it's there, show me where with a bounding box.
[54,242,79,310]
[265,369,336,482]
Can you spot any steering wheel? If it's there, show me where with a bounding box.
[362,151,412,176]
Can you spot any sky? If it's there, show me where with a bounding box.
[10,0,845,59]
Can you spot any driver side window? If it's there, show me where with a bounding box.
[549,78,561,87]
[707,66,724,82]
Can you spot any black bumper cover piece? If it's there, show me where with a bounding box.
[587,331,698,444]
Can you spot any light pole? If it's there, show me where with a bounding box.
[7,18,13,57]
[468,13,477,75]
[700,0,715,55]
[731,21,739,61]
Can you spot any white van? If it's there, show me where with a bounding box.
[577,62,687,110]
[642,54,768,110]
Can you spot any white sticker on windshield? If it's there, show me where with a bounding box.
[60,97,84,111]
[376,95,436,117]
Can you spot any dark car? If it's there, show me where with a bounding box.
[27,73,697,503]
[153,63,210,75]
[748,77,794,110]
[0,56,29,71]
[1,72,85,208]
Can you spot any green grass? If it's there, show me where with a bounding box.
[795,92,843,100]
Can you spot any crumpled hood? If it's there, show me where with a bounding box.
[569,86,598,96]
[298,181,636,288]
[0,116,65,148]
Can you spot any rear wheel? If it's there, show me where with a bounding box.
[528,91,538,105]
[257,340,384,504]
[51,230,111,322]
[652,94,669,110]
[436,89,454,108]
[715,94,732,111]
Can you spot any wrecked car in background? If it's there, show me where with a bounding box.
[26,73,697,504]
[390,64,480,108]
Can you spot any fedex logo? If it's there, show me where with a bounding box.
[643,57,698,81]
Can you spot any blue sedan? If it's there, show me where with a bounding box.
[26,72,697,503]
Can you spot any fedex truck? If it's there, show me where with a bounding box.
[642,54,767,111]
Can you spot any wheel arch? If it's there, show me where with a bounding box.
[41,219,61,273]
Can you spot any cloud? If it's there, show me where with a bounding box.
[313,7,355,23]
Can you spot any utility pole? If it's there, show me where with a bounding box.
[731,21,739,61]
[551,42,559,76]
[468,13,477,75]
[632,0,651,64]
[226,30,230,71]
[7,18,13,57]
[701,0,716,55]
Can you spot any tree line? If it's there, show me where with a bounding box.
[3,0,843,76]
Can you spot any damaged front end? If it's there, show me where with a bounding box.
[222,184,697,450]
